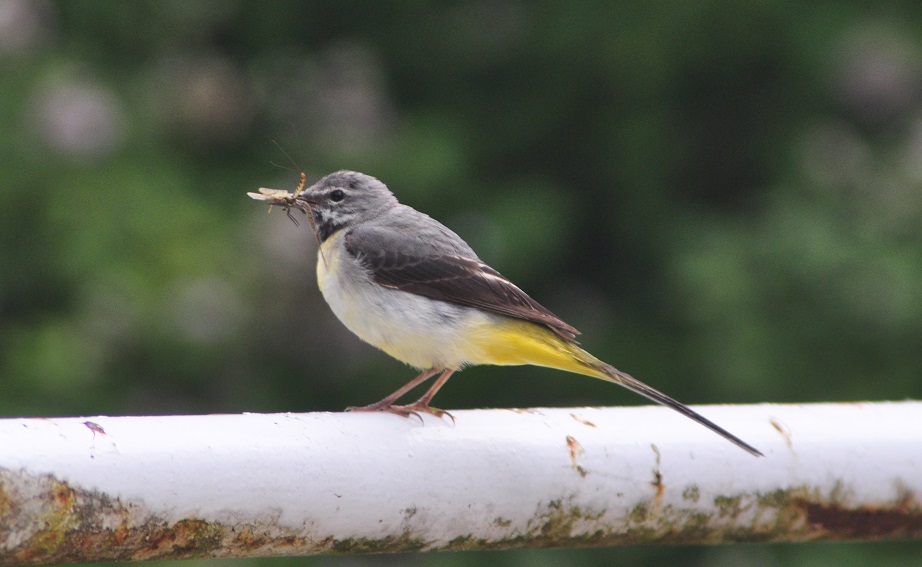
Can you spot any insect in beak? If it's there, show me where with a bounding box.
[248,172,327,266]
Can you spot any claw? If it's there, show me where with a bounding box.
[393,403,454,423]
[346,402,454,424]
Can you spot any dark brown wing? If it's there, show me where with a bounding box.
[344,227,580,340]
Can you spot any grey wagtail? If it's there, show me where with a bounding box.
[250,170,762,457]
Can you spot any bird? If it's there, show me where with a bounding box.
[255,170,762,457]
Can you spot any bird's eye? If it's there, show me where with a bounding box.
[330,189,345,202]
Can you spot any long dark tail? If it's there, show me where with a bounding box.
[592,361,763,456]
[481,320,763,456]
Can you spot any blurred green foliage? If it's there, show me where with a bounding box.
[1,1,921,565]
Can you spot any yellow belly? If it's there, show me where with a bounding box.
[465,318,607,379]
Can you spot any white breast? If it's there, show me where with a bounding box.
[316,232,492,370]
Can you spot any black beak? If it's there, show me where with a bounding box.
[295,192,319,208]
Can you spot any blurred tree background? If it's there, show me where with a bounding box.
[1,1,921,566]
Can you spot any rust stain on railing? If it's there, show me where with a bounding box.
[2,466,920,565]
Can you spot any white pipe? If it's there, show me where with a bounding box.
[1,401,920,564]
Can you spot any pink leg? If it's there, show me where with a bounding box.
[415,367,457,406]
[345,368,440,414]
[388,367,459,421]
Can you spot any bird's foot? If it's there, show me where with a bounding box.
[346,401,454,424]
[391,402,455,424]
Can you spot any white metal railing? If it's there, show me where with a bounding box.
[1,401,920,564]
